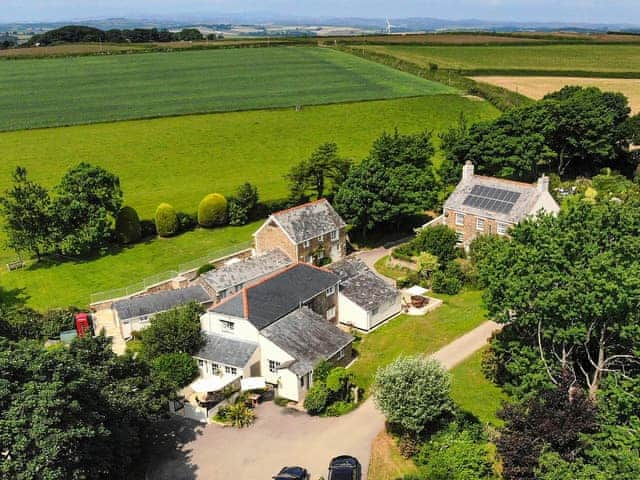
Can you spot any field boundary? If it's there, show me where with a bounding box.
[335,45,532,111]
[457,68,640,79]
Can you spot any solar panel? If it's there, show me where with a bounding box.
[463,185,521,214]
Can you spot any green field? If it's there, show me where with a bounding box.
[451,346,509,426]
[364,44,640,75]
[0,95,499,309]
[1,222,260,311]
[0,46,456,131]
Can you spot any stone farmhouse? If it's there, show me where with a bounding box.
[197,263,353,402]
[439,161,560,247]
[254,198,347,265]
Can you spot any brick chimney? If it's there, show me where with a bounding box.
[462,160,475,181]
[537,174,550,193]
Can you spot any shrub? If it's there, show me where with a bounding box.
[225,402,255,428]
[228,183,259,226]
[414,428,494,480]
[324,401,356,417]
[392,245,414,262]
[397,271,421,289]
[115,206,142,244]
[417,252,439,280]
[313,360,333,383]
[196,263,215,276]
[154,203,179,237]
[197,193,228,227]
[41,307,78,339]
[177,212,197,232]
[431,270,462,295]
[326,367,354,401]
[455,258,478,287]
[139,302,205,360]
[413,225,458,264]
[304,382,330,414]
[139,219,157,238]
[374,356,453,435]
[151,352,199,388]
[125,339,143,356]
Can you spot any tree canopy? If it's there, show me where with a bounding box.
[441,86,639,182]
[334,130,438,237]
[286,142,351,202]
[0,334,173,479]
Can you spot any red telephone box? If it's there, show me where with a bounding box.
[75,313,91,337]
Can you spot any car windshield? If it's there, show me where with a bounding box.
[329,468,354,480]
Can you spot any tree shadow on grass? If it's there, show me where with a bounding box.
[0,286,29,309]
[143,416,205,480]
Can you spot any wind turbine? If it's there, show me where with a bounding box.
[385,17,396,35]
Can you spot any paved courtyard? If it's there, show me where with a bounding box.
[150,320,499,479]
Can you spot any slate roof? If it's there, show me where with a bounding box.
[261,308,353,376]
[444,175,545,224]
[210,263,339,330]
[329,258,400,312]
[270,198,346,244]
[113,286,211,321]
[201,249,292,293]
[195,333,258,368]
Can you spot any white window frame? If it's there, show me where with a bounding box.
[225,366,237,375]
[455,213,465,226]
[497,223,508,235]
[330,229,339,241]
[220,319,235,333]
[456,231,464,244]
[476,217,485,232]
[336,348,345,360]
[303,239,311,248]
[268,360,281,374]
[197,358,205,369]
[326,285,336,297]
[326,306,336,320]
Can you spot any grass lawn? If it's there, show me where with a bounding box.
[0,95,498,267]
[364,44,640,75]
[0,46,457,131]
[373,255,414,282]
[451,346,509,426]
[0,221,260,311]
[350,289,488,393]
[368,431,418,480]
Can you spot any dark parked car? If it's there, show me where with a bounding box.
[328,455,362,480]
[272,466,309,480]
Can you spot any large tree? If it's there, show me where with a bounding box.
[480,199,640,399]
[139,302,205,360]
[334,130,438,237]
[0,167,52,260]
[0,334,173,479]
[442,86,637,182]
[52,162,123,257]
[286,142,351,201]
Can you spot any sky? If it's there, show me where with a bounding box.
[2,0,639,24]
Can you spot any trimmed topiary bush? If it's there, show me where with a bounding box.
[197,193,228,227]
[155,203,179,237]
[115,206,142,244]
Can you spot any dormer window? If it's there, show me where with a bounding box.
[220,319,235,333]
[330,230,339,241]
[303,239,311,248]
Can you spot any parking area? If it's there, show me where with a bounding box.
[150,397,384,479]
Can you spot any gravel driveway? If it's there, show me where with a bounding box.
[150,320,499,480]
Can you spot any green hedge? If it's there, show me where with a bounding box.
[115,205,142,244]
[155,202,179,237]
[197,193,228,227]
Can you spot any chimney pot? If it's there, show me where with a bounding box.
[537,174,550,192]
[462,161,474,181]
